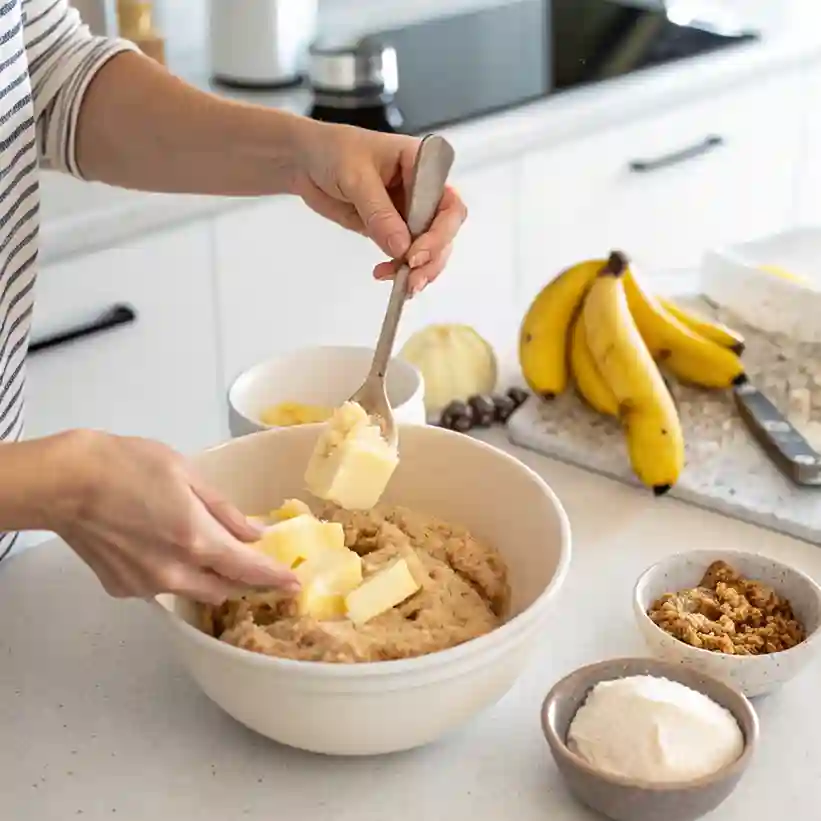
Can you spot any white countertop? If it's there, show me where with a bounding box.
[1,429,820,821]
[37,4,821,266]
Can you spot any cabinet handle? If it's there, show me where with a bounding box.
[628,135,724,173]
[29,303,137,355]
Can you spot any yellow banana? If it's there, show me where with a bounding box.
[582,252,685,495]
[569,313,618,416]
[519,259,605,398]
[622,266,745,389]
[658,297,745,355]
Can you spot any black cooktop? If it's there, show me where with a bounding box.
[311,0,758,134]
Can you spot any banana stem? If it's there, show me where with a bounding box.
[601,250,629,277]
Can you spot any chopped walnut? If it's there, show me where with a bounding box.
[647,560,806,656]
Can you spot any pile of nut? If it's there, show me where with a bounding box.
[648,560,806,656]
[438,387,529,432]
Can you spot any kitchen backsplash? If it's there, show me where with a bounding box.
[81,0,786,67]
[152,0,517,61]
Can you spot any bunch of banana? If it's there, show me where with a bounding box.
[519,248,749,494]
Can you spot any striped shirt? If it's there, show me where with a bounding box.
[0,0,134,561]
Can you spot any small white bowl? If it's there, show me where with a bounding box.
[153,423,571,756]
[633,549,821,698]
[227,345,426,438]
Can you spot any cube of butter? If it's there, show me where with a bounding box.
[254,514,346,568]
[269,498,312,522]
[294,547,363,620]
[344,558,421,626]
[248,499,311,528]
[297,589,347,622]
[304,401,399,511]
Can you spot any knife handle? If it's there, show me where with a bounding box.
[733,377,821,486]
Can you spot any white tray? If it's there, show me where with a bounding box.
[702,226,821,341]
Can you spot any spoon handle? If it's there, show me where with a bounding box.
[369,134,455,379]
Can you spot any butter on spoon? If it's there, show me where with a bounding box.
[304,401,399,511]
[306,134,455,511]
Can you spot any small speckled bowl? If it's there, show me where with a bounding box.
[633,549,821,698]
[541,657,759,821]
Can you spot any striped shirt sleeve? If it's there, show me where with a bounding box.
[22,0,138,177]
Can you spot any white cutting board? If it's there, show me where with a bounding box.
[506,257,821,546]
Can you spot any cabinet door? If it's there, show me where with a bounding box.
[214,197,385,384]
[26,224,222,454]
[519,73,803,305]
[214,161,518,383]
[396,161,518,353]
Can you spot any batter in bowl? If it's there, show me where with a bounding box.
[200,502,510,663]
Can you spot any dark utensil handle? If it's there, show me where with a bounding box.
[29,303,137,355]
[628,135,724,173]
[733,378,821,486]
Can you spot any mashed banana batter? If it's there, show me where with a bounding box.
[200,502,510,663]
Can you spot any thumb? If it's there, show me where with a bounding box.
[189,496,299,592]
[348,166,410,259]
[189,475,263,543]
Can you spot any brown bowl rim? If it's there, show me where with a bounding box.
[540,656,759,792]
[633,548,821,664]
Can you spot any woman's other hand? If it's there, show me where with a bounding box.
[43,430,298,605]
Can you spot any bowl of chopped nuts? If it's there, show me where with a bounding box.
[632,549,821,698]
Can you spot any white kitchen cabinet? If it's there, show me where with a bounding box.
[26,224,223,454]
[396,162,518,353]
[214,161,518,383]
[214,196,385,384]
[518,72,803,306]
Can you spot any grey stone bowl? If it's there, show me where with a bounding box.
[541,657,759,821]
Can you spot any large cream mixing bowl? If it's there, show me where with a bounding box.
[153,423,571,756]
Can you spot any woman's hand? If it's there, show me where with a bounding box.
[43,430,298,605]
[292,122,468,295]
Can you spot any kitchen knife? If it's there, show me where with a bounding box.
[732,375,821,486]
[696,251,821,485]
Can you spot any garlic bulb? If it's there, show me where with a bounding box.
[399,324,497,413]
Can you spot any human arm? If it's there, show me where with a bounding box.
[0,430,297,603]
[24,1,467,291]
[75,51,466,289]
[25,0,278,196]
